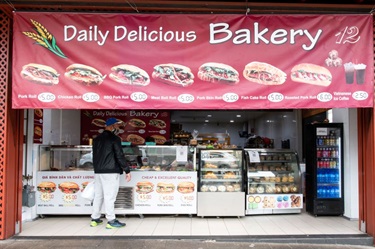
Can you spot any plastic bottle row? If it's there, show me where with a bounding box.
[317,168,340,183]
[317,158,339,168]
[317,185,340,198]
[316,133,338,146]
[316,148,339,158]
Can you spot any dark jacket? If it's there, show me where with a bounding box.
[92,130,130,174]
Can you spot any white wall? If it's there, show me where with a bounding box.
[253,110,300,152]
[332,108,359,220]
[181,122,247,147]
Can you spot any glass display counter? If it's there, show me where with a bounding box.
[36,145,197,215]
[244,149,303,215]
[197,149,245,217]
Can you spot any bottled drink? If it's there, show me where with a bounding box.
[322,186,327,198]
[335,186,340,198]
[317,148,322,158]
[317,171,321,183]
[321,169,326,183]
[317,187,322,198]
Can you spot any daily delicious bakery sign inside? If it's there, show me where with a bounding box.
[12,12,374,110]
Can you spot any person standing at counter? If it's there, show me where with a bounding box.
[90,117,131,229]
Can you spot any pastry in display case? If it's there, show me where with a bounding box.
[197,149,245,217]
[244,149,303,215]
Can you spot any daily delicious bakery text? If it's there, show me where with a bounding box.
[64,22,322,50]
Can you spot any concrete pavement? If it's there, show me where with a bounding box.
[0,238,374,249]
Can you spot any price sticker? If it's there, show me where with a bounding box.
[352,91,368,101]
[223,93,239,103]
[267,92,284,103]
[137,194,152,202]
[62,194,76,203]
[178,94,194,104]
[38,92,56,103]
[40,193,53,202]
[317,92,332,102]
[82,92,100,103]
[130,92,148,102]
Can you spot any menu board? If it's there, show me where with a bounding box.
[12,13,374,110]
[36,171,94,214]
[36,171,197,215]
[122,171,197,214]
[80,110,170,145]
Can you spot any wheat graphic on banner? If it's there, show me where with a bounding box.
[22,19,67,59]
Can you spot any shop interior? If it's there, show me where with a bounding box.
[19,108,361,238]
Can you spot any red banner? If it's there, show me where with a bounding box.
[12,13,374,109]
[80,110,170,145]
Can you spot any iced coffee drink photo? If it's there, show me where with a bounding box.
[354,63,366,84]
[344,62,355,84]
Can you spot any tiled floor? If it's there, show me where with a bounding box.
[18,209,364,237]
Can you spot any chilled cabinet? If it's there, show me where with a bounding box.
[305,123,344,216]
[197,149,245,217]
[244,149,303,215]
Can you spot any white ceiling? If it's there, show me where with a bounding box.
[170,110,289,124]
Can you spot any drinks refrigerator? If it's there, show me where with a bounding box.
[305,123,344,216]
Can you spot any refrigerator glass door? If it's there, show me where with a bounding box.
[315,127,342,199]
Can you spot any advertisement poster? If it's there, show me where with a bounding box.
[122,171,197,214]
[33,108,43,144]
[246,193,303,213]
[36,171,94,214]
[12,13,374,110]
[36,171,197,215]
[80,110,170,144]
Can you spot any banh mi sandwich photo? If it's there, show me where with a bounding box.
[135,181,154,194]
[177,181,195,194]
[20,63,59,85]
[34,126,42,137]
[198,62,240,85]
[152,63,194,87]
[91,118,106,127]
[128,118,146,128]
[156,182,175,194]
[151,135,167,145]
[243,61,287,85]
[64,63,106,86]
[34,109,43,118]
[149,119,166,129]
[127,134,145,145]
[109,64,150,86]
[58,181,80,194]
[290,63,332,87]
[37,181,56,193]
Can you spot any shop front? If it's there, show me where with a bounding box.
[0,9,374,241]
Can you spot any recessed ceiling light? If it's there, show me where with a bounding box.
[207,114,212,117]
[230,120,234,123]
[205,120,209,122]
[236,114,241,117]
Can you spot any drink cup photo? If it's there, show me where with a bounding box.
[354,63,366,84]
[344,62,355,84]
